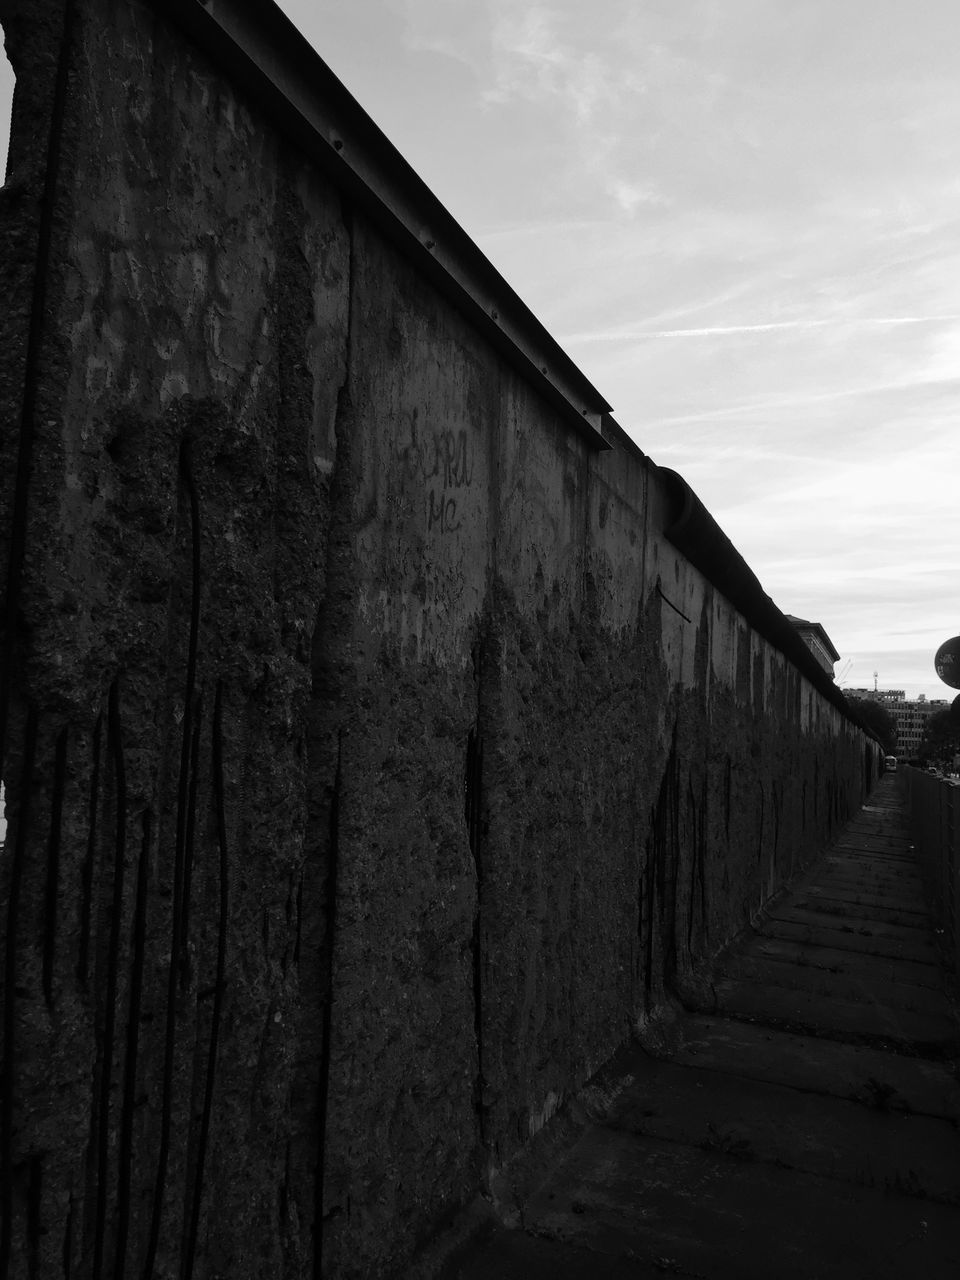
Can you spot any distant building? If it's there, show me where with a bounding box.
[784,616,840,678]
[892,695,949,757]
[845,687,904,704]
[843,688,948,756]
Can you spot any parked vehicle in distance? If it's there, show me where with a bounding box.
[884,755,897,772]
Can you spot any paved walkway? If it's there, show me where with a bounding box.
[439,776,960,1279]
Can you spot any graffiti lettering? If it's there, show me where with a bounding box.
[392,419,474,536]
[432,429,472,489]
[427,490,462,534]
[395,420,474,490]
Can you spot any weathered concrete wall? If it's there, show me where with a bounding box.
[0,2,878,1277]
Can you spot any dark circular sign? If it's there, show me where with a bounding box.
[935,635,960,689]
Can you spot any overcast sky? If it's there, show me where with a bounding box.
[2,1,958,700]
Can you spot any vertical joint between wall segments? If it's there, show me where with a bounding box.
[464,705,485,1148]
[314,729,342,1280]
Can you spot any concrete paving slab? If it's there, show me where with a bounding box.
[788,895,930,928]
[719,952,952,1014]
[747,935,945,989]
[816,873,926,897]
[711,977,960,1054]
[822,851,920,866]
[798,874,927,897]
[522,1130,960,1280]
[829,846,917,864]
[670,1015,960,1117]
[760,915,939,961]
[767,903,934,942]
[818,860,924,885]
[810,891,931,916]
[597,1049,960,1204]
[438,1222,669,1279]
[802,882,929,908]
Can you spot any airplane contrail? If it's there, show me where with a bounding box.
[563,314,960,342]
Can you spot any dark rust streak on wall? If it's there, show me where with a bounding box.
[76,716,102,991]
[115,807,151,1279]
[181,682,230,1280]
[145,441,203,1277]
[91,682,127,1280]
[41,727,67,1009]
[179,697,205,997]
[1,706,38,1278]
[314,732,342,1280]
[464,709,485,1145]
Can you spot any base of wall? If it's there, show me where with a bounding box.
[406,1000,685,1279]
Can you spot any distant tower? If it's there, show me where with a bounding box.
[874,670,878,692]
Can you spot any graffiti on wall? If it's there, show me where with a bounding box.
[395,417,474,536]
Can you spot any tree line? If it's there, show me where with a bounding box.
[845,695,960,767]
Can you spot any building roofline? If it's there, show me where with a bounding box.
[784,615,841,663]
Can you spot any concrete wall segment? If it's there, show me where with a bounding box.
[158,0,612,448]
[1,3,348,1274]
[347,220,492,670]
[0,1,883,1277]
[583,445,648,639]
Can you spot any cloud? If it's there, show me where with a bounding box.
[605,373,960,437]
[564,314,960,343]
[384,1,670,218]
[608,180,663,216]
[480,8,575,106]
